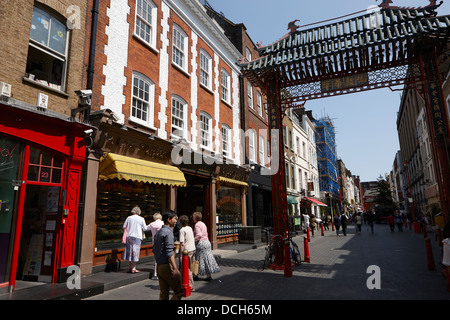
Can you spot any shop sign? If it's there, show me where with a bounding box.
[427,81,449,136]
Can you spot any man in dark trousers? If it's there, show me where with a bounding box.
[153,210,184,300]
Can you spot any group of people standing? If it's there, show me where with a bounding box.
[122,206,220,300]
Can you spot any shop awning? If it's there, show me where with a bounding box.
[304,197,327,206]
[99,153,186,187]
[287,195,298,205]
[217,176,248,188]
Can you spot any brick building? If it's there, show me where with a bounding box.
[78,0,248,274]
[0,0,92,291]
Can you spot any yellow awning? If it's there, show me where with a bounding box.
[99,153,186,187]
[217,176,248,188]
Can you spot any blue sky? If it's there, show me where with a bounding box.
[206,0,450,182]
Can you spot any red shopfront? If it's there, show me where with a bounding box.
[0,103,89,292]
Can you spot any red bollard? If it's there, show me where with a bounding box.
[321,224,325,236]
[332,222,335,231]
[284,236,292,278]
[181,250,191,297]
[303,236,310,263]
[307,227,311,242]
[425,238,436,271]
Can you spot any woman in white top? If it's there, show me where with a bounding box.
[123,206,148,273]
[178,215,195,291]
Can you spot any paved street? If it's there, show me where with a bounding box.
[85,223,449,301]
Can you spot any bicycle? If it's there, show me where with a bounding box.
[289,236,302,267]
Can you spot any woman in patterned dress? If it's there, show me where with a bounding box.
[193,212,220,281]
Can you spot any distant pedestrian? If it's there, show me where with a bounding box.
[147,212,164,279]
[324,214,331,231]
[310,214,317,237]
[366,211,375,234]
[333,214,341,236]
[340,213,348,236]
[123,206,148,273]
[178,215,196,292]
[302,213,310,232]
[153,210,184,300]
[193,212,220,281]
[354,212,362,234]
[387,213,395,232]
[394,212,403,232]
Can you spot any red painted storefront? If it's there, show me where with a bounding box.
[0,102,90,292]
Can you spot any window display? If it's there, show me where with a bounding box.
[216,185,242,236]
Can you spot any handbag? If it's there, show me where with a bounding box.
[191,260,199,276]
[122,228,127,244]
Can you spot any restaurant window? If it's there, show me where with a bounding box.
[216,185,242,236]
[25,6,69,92]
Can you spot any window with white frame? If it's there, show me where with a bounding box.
[257,91,262,116]
[130,73,155,127]
[171,95,187,138]
[200,50,212,89]
[134,0,157,48]
[246,47,252,62]
[259,134,265,166]
[248,129,256,163]
[173,24,188,71]
[200,112,212,149]
[221,69,231,103]
[248,82,253,109]
[222,125,231,158]
[26,6,69,91]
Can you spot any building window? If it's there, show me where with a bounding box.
[173,24,188,71]
[257,91,262,116]
[222,125,231,158]
[248,129,256,163]
[248,82,253,109]
[130,73,155,127]
[26,6,69,91]
[28,147,64,184]
[171,95,187,138]
[259,135,265,166]
[200,50,212,89]
[200,112,212,149]
[291,164,296,190]
[134,0,157,48]
[221,69,231,103]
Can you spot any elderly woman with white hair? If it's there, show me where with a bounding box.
[123,205,148,273]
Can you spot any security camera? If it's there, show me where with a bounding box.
[84,129,93,137]
[75,89,92,106]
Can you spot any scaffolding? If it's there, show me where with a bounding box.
[315,116,339,196]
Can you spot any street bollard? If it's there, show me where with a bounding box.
[331,222,335,231]
[284,236,292,278]
[424,238,436,271]
[321,224,325,236]
[181,250,191,297]
[307,227,311,242]
[303,236,310,263]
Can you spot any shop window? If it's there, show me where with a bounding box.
[134,0,157,49]
[25,6,68,92]
[27,147,63,184]
[216,185,242,236]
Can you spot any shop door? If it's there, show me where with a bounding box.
[16,147,63,283]
[0,136,24,285]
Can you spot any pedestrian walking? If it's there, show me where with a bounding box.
[153,210,184,300]
[193,211,220,281]
[354,212,362,234]
[310,214,316,237]
[178,215,196,291]
[323,214,330,231]
[387,213,395,232]
[147,212,164,279]
[333,213,341,236]
[394,212,403,232]
[302,212,310,232]
[340,213,348,236]
[366,210,375,234]
[123,205,148,273]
